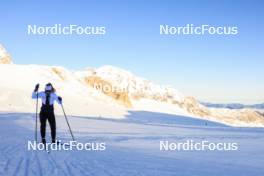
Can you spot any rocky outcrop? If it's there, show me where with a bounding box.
[180,97,211,117]
[211,108,264,126]
[51,67,66,81]
[84,75,132,108]
[0,45,12,64]
[75,66,264,127]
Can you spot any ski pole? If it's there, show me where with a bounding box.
[35,91,38,142]
[61,103,75,141]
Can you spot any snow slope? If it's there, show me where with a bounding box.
[1,45,264,176]
[0,64,127,119]
[0,45,264,127]
[75,66,264,127]
[0,112,264,176]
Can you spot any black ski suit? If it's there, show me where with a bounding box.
[32,91,61,142]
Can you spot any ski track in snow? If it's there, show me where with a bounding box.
[0,112,264,176]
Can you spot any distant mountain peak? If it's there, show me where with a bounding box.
[0,45,13,64]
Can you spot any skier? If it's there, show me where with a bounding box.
[32,83,62,144]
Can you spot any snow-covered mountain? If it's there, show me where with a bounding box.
[0,45,12,64]
[74,66,264,127]
[0,45,264,127]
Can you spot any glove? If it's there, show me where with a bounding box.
[58,96,62,103]
[34,84,39,92]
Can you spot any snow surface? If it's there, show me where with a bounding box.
[0,64,128,118]
[0,112,264,176]
[0,64,191,120]
[0,47,264,175]
[1,63,264,127]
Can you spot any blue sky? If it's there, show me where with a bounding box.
[1,0,264,103]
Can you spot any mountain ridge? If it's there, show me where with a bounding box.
[0,45,264,127]
[201,102,264,110]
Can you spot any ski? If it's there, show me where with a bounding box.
[44,143,50,153]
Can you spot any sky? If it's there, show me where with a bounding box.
[1,0,264,103]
